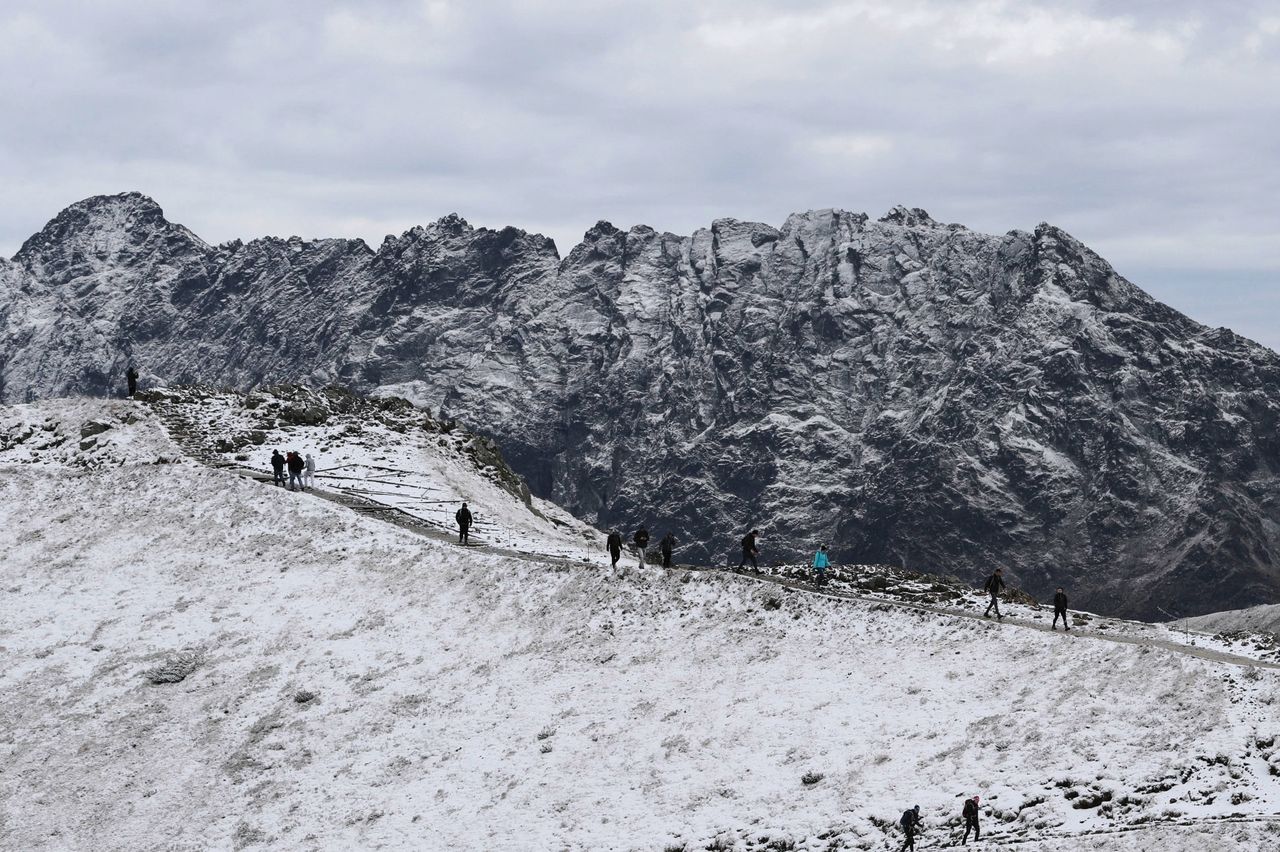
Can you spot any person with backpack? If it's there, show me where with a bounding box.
[983,568,1005,620]
[961,795,980,844]
[633,526,650,569]
[659,532,676,568]
[286,451,305,491]
[455,502,473,545]
[126,365,139,397]
[738,529,760,572]
[606,529,623,573]
[270,450,286,487]
[304,453,317,489]
[1052,587,1070,631]
[899,805,921,851]
[812,544,830,585]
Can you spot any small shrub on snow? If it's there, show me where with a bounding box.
[801,771,824,786]
[144,650,201,684]
[536,726,555,741]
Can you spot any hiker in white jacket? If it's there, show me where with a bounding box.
[304,453,317,488]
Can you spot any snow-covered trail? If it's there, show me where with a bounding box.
[210,455,1280,674]
[730,570,1280,672]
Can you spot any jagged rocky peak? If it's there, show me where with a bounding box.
[878,204,940,228]
[5,192,1280,619]
[14,191,208,281]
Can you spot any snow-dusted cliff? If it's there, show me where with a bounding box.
[4,192,1280,619]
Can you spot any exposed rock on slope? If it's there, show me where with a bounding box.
[4,192,1280,618]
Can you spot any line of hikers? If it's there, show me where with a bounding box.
[602,530,1073,627]
[896,796,984,850]
[270,449,315,491]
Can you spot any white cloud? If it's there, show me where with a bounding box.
[0,0,1278,344]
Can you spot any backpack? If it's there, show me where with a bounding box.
[963,800,977,819]
[900,809,914,828]
[741,534,753,550]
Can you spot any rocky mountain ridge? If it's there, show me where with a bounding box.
[3,191,1280,619]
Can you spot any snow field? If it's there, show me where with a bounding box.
[2,462,1279,850]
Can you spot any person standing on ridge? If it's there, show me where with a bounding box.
[606,529,623,574]
[286,451,305,491]
[738,529,760,572]
[961,795,980,845]
[1052,587,1070,631]
[899,805,921,851]
[304,453,316,489]
[660,532,675,568]
[126,366,139,397]
[455,502,473,545]
[633,526,650,570]
[271,450,286,487]
[812,544,830,585]
[983,568,1005,620]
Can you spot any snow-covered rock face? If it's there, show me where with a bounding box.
[5,193,1280,619]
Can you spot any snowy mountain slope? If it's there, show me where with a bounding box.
[0,388,605,566]
[5,194,1280,619]
[2,400,1280,850]
[1183,604,1280,636]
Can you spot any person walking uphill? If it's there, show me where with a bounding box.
[812,544,830,585]
[660,532,675,568]
[455,502,473,545]
[286,451,305,491]
[737,530,760,572]
[962,795,980,845]
[304,453,317,489]
[126,366,139,397]
[899,805,921,851]
[606,529,623,574]
[633,526,650,570]
[271,450,286,487]
[1052,587,1070,631]
[983,568,1005,620]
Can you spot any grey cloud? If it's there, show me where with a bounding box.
[0,0,1277,345]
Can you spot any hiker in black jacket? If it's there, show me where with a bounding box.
[899,805,921,851]
[659,532,675,568]
[455,502,473,545]
[270,450,286,487]
[1052,587,1070,631]
[983,568,1005,620]
[737,530,760,572]
[126,365,139,397]
[962,796,980,844]
[606,530,623,573]
[633,526,650,569]
[286,451,305,491]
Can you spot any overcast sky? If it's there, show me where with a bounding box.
[2,0,1278,346]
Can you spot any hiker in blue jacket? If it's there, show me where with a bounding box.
[812,544,830,585]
